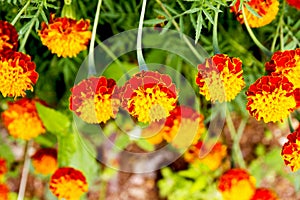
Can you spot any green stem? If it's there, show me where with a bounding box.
[88,0,103,76]
[288,115,294,133]
[11,0,31,26]
[212,4,221,54]
[271,1,285,52]
[137,0,148,71]
[242,6,272,57]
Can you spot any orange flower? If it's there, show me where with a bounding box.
[0,158,7,179]
[251,188,278,200]
[286,0,300,10]
[49,167,88,200]
[184,141,227,170]
[266,48,300,89]
[231,0,279,28]
[218,168,256,200]
[32,148,58,175]
[143,106,205,148]
[0,20,18,54]
[196,54,245,102]
[120,71,178,123]
[0,183,9,200]
[281,127,300,172]
[2,98,46,140]
[246,76,298,123]
[38,14,91,58]
[0,51,38,98]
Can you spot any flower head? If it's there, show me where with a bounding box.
[143,106,205,148]
[0,51,38,98]
[231,0,279,28]
[184,141,227,170]
[251,188,278,200]
[0,20,18,54]
[286,0,300,10]
[218,168,256,200]
[49,167,88,200]
[196,54,245,102]
[281,127,300,172]
[246,76,298,123]
[70,76,119,124]
[32,148,58,175]
[38,14,91,58]
[266,48,300,89]
[2,98,46,140]
[120,71,178,123]
[0,158,7,179]
[0,183,9,200]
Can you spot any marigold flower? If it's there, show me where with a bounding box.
[184,141,227,170]
[196,54,245,102]
[0,158,7,179]
[38,14,92,58]
[0,51,38,98]
[231,0,279,28]
[251,188,278,200]
[120,71,178,123]
[49,167,88,200]
[286,0,300,10]
[0,20,18,54]
[266,48,300,89]
[246,76,298,123]
[281,127,300,172]
[218,168,256,200]
[70,76,119,124]
[0,183,9,200]
[32,148,58,175]
[2,98,46,140]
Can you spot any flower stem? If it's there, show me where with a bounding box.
[212,4,221,54]
[288,115,295,133]
[242,5,272,57]
[88,0,103,76]
[271,0,285,52]
[11,0,31,26]
[137,0,148,71]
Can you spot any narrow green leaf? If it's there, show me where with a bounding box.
[143,18,167,25]
[244,3,261,18]
[195,11,203,44]
[135,138,155,151]
[203,10,214,25]
[57,133,77,167]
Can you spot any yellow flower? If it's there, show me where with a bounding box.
[38,14,91,58]
[0,20,18,54]
[32,148,58,175]
[2,98,46,140]
[196,54,245,102]
[0,51,38,98]
[231,0,279,28]
[49,167,88,200]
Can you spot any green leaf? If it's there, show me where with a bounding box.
[135,138,155,151]
[244,3,261,18]
[144,18,167,25]
[203,10,214,25]
[113,133,130,152]
[195,11,203,43]
[36,103,71,136]
[57,133,77,167]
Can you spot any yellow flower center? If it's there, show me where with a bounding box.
[33,155,58,175]
[75,98,98,123]
[95,93,116,123]
[276,55,300,89]
[282,140,300,172]
[221,177,256,200]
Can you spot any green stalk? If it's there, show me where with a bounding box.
[271,1,285,52]
[212,4,221,54]
[137,0,148,71]
[11,0,31,26]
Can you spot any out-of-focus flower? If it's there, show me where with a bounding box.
[38,14,91,58]
[0,183,9,200]
[70,76,119,124]
[251,188,279,200]
[230,0,279,28]
[184,141,227,171]
[218,168,256,200]
[0,51,38,98]
[143,106,205,148]
[0,20,18,54]
[286,0,300,10]
[246,76,298,123]
[281,127,300,172]
[0,158,7,179]
[196,54,245,102]
[266,48,300,89]
[2,98,46,140]
[49,167,88,200]
[32,148,58,175]
[120,71,178,123]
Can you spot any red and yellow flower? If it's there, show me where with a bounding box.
[32,148,58,175]
[0,158,7,179]
[184,141,227,171]
[70,76,119,124]
[0,20,18,54]
[281,127,300,172]
[196,54,245,102]
[286,0,300,10]
[231,0,279,28]
[38,14,91,58]
[251,188,278,200]
[218,168,256,200]
[0,51,38,98]
[2,98,46,140]
[120,71,178,123]
[266,48,300,89]
[49,167,88,200]
[246,76,298,123]
[0,183,9,200]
